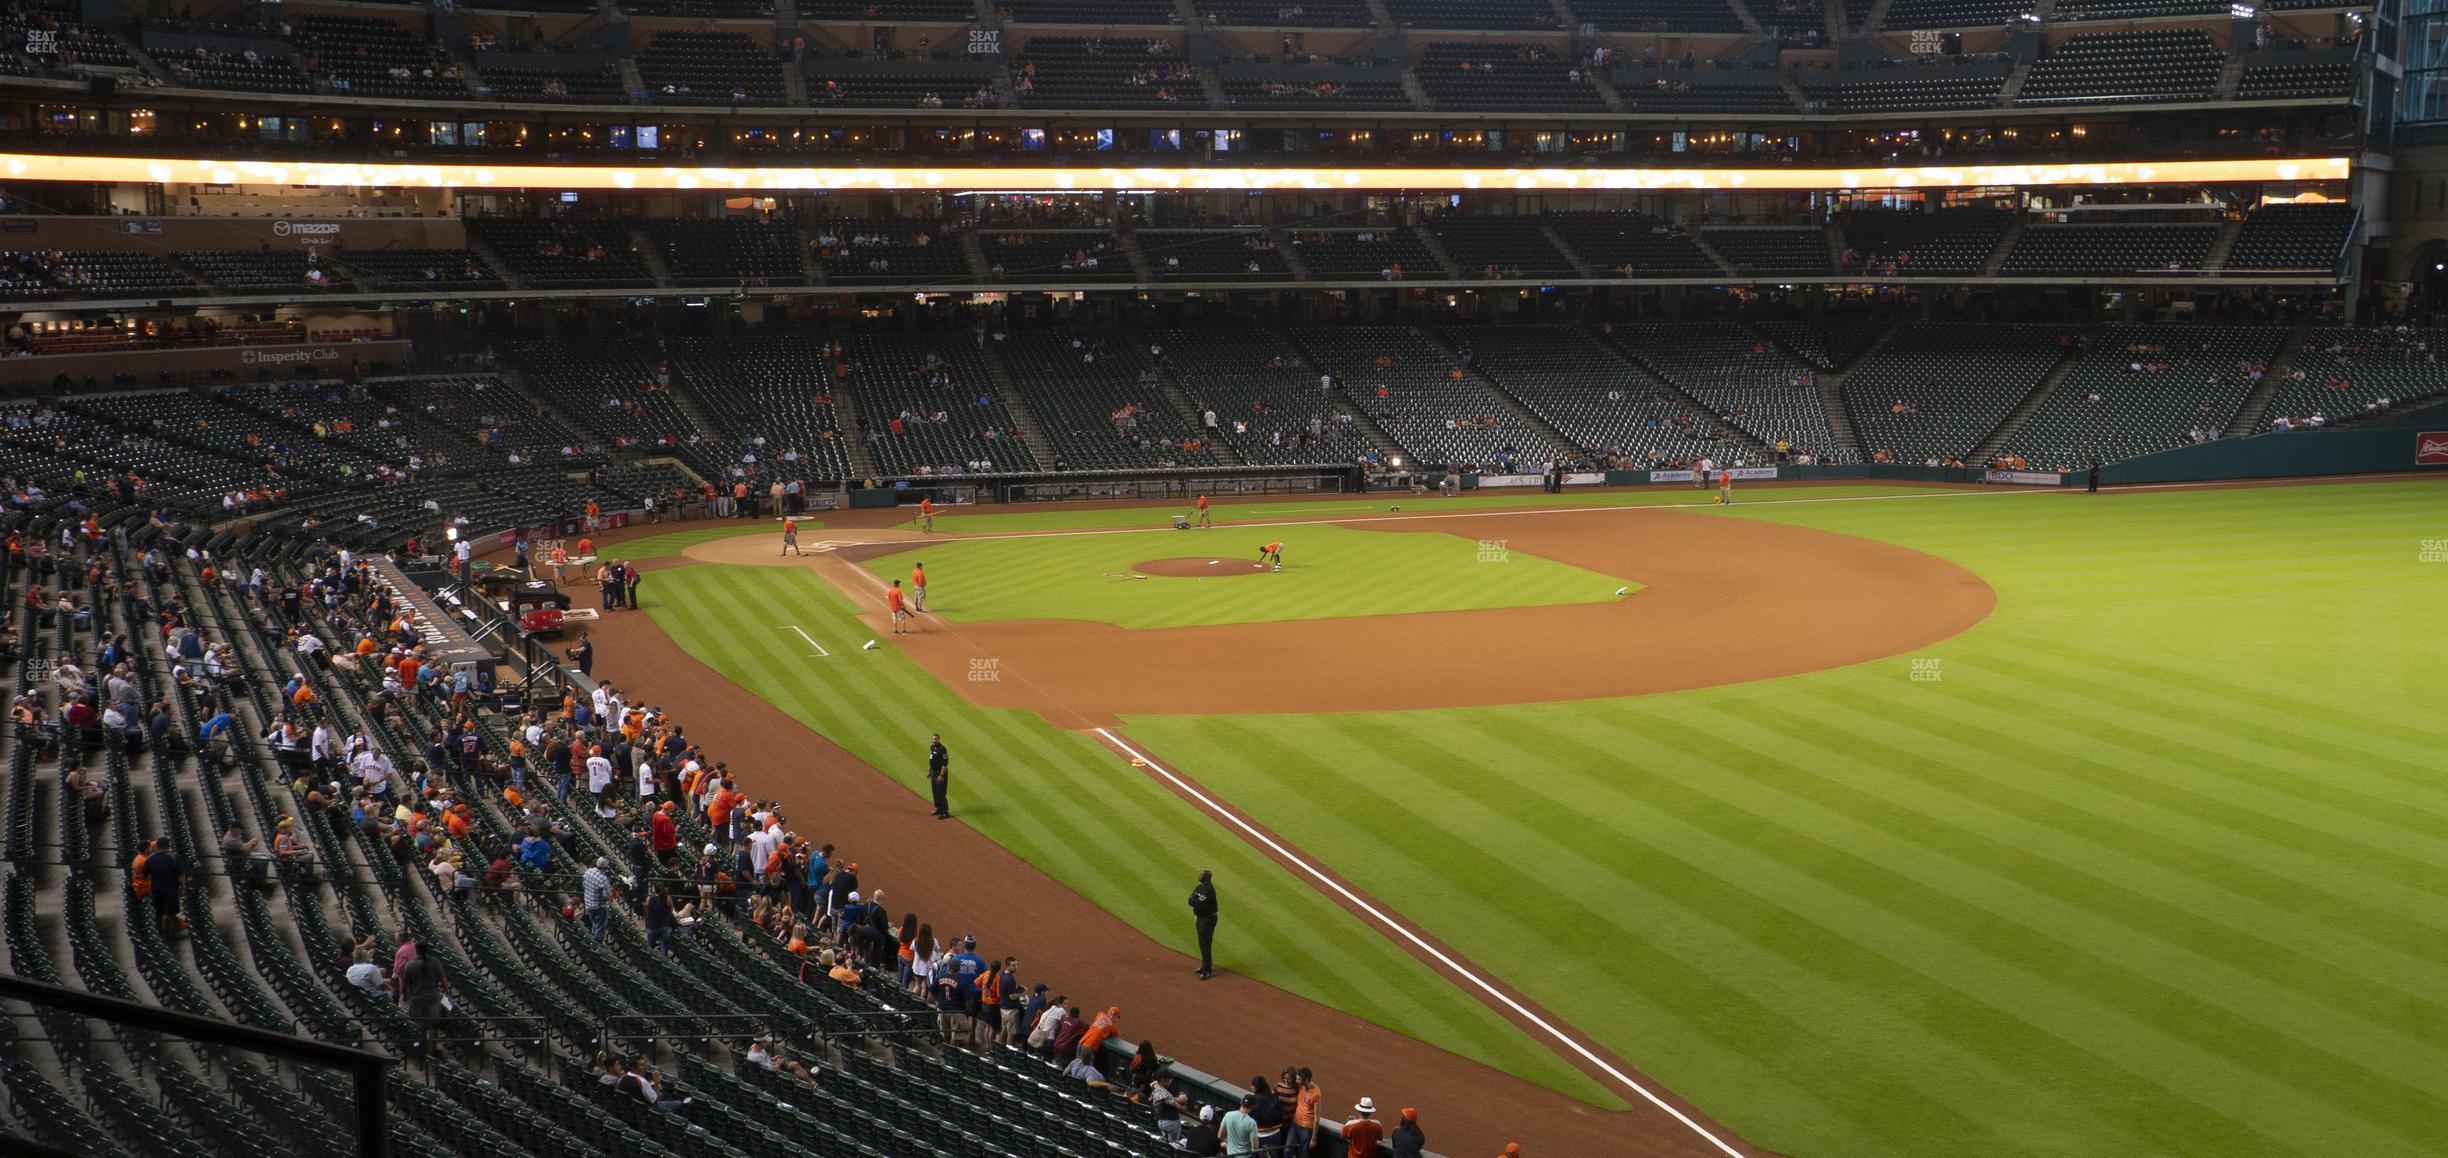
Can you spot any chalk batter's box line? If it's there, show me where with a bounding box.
[782,624,831,656]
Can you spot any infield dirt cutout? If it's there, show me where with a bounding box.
[686,504,1997,724]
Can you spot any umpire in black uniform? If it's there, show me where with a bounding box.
[1188,870,1218,980]
[927,733,951,818]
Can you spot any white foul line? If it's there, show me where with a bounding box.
[784,624,830,657]
[1092,726,1748,1158]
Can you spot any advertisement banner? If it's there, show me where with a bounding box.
[1648,469,1696,483]
[1473,474,1542,488]
[2417,431,2448,466]
[1728,467,1780,481]
[1983,469,2065,486]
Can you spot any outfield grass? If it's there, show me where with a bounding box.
[613,522,792,560]
[1124,479,2448,1158]
[641,563,1627,1109]
[900,483,1975,535]
[857,523,1629,628]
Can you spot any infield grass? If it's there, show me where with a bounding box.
[642,562,1627,1109]
[1125,478,2448,1158]
[856,522,1630,628]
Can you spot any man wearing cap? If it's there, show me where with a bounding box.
[1390,1108,1426,1158]
[1343,1099,1384,1158]
[1188,870,1219,980]
[926,733,950,819]
[1220,1095,1259,1157]
[582,856,614,940]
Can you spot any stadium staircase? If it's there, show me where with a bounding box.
[1823,222,1847,270]
[1126,347,1243,465]
[979,344,1064,469]
[1400,67,1434,111]
[828,385,884,479]
[1420,330,1585,457]
[1823,0,1846,42]
[1590,71,1627,113]
[1860,0,1896,33]
[616,57,646,97]
[465,231,527,291]
[1724,0,1767,36]
[498,363,601,447]
[2216,55,2245,100]
[1408,224,1461,277]
[1590,327,1780,460]
[1542,223,1596,278]
[658,357,731,442]
[782,64,809,105]
[1275,330,1409,461]
[2222,318,2315,438]
[1982,214,2026,275]
[1971,340,2086,463]
[2202,217,2244,273]
[1998,62,2030,106]
[633,230,679,288]
[1686,231,1739,277]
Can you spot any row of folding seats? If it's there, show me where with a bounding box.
[289,15,467,101]
[1294,324,1570,468]
[838,332,1040,474]
[636,31,788,104]
[1837,208,2013,275]
[983,230,1134,281]
[2224,202,2353,271]
[472,219,654,287]
[1574,0,1747,33]
[2012,323,2282,466]
[1384,0,1565,29]
[648,219,805,285]
[1602,322,1843,458]
[1415,43,1607,110]
[1455,325,1737,466]
[1197,0,1375,24]
[1000,333,1220,469]
[1547,212,1720,276]
[334,248,507,289]
[175,250,355,292]
[1142,230,1293,278]
[665,333,857,481]
[1016,36,1198,107]
[1219,70,1414,109]
[1801,65,2008,112]
[1284,228,1447,279]
[2235,58,2355,101]
[2017,30,2222,105]
[813,218,974,285]
[1703,227,1833,276]
[1842,322,2070,463]
[1157,327,1365,466]
[2000,222,2218,275]
[2265,328,2448,423]
[1431,216,1579,280]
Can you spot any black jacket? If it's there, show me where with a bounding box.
[1188,881,1217,922]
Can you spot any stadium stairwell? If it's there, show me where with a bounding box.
[2222,318,2316,439]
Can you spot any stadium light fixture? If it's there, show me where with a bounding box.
[0,153,2353,193]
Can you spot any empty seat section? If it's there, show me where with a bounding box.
[1842,323,2070,464]
[1415,43,1607,110]
[1002,333,1221,469]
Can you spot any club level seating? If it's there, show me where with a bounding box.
[157,42,312,92]
[2000,222,2217,276]
[2268,328,2448,424]
[1837,208,2013,275]
[1284,228,1446,279]
[1001,333,1220,470]
[1603,322,1843,458]
[1572,0,1747,33]
[1415,43,1607,110]
[1156,328,1363,465]
[1701,227,1834,276]
[289,15,467,101]
[1295,324,1571,469]
[1456,325,1737,466]
[1015,36,1198,107]
[647,219,806,285]
[175,250,356,293]
[0,3,131,71]
[2009,323,2283,466]
[1612,69,1795,113]
[800,0,978,18]
[1430,217,1579,280]
[2016,30,2221,106]
[0,251,196,301]
[2224,203,2353,272]
[479,61,630,103]
[1800,64,2009,112]
[65,389,394,481]
[2235,58,2356,101]
[220,381,499,471]
[811,219,972,285]
[1006,0,1178,22]
[636,31,787,104]
[837,333,1038,474]
[1196,0,1376,25]
[334,249,506,290]
[2049,0,2223,19]
[1142,230,1293,279]
[1842,323,2070,463]
[503,340,706,451]
[1879,0,2027,28]
[1546,212,1720,277]
[665,334,856,481]
[471,219,654,287]
[1385,0,1566,29]
[623,0,774,17]
[374,374,598,460]
[1218,70,1415,108]
[809,67,996,108]
[981,231,1133,282]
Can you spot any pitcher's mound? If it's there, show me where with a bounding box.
[1133,558,1274,578]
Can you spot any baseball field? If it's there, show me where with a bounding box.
[608,477,2448,1158]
